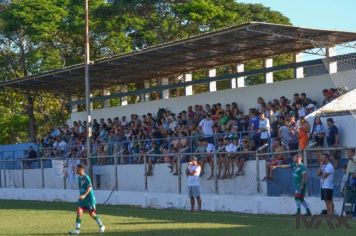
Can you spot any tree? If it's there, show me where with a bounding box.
[0,0,291,144]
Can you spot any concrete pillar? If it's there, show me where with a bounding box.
[161,78,169,99]
[264,58,273,84]
[144,81,150,102]
[209,69,217,92]
[294,52,304,79]
[71,96,78,112]
[184,73,193,96]
[121,85,128,106]
[103,90,111,108]
[236,64,245,88]
[326,46,337,74]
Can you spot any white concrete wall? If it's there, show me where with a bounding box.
[70,72,350,123]
[0,188,344,215]
[0,161,267,196]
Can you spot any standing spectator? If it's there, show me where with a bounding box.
[249,109,259,148]
[279,118,291,150]
[199,114,214,143]
[346,149,356,178]
[23,146,37,168]
[326,118,340,168]
[186,157,202,212]
[317,153,335,216]
[310,116,326,162]
[297,117,310,151]
[257,112,270,148]
[296,102,306,119]
[288,116,299,155]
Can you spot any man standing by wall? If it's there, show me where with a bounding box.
[326,118,340,168]
[317,153,335,216]
[186,157,202,212]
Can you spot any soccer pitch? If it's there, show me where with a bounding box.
[0,200,354,235]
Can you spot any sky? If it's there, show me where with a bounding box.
[239,0,356,32]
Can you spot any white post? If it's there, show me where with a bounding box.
[103,90,111,108]
[236,63,245,88]
[89,93,93,110]
[294,52,304,79]
[144,80,150,102]
[161,78,169,99]
[326,46,337,74]
[71,96,78,112]
[209,69,217,92]
[121,85,128,106]
[184,73,193,96]
[264,58,273,84]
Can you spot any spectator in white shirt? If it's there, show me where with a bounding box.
[199,114,214,143]
[296,102,306,119]
[186,157,202,212]
[225,138,237,178]
[317,153,334,216]
[258,112,270,148]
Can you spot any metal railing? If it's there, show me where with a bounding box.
[1,146,353,198]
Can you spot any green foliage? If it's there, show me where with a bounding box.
[0,0,291,144]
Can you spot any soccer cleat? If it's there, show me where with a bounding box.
[99,225,105,233]
[68,229,80,235]
[304,212,312,216]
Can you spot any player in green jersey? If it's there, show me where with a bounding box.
[69,164,105,235]
[273,154,312,216]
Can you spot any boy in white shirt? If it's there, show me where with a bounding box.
[186,157,202,212]
[317,153,334,216]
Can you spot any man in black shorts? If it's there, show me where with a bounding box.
[317,153,335,216]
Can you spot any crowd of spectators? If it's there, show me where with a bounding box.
[26,88,343,177]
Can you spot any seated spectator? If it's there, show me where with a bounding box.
[236,136,255,176]
[225,137,238,178]
[262,138,286,181]
[215,138,226,179]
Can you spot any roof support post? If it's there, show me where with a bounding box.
[184,73,193,96]
[264,58,273,84]
[144,81,150,102]
[209,69,217,92]
[71,96,78,112]
[103,90,111,108]
[326,46,337,74]
[161,78,170,99]
[294,52,304,79]
[236,63,245,88]
[121,85,128,106]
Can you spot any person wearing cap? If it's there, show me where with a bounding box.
[326,118,340,168]
[186,157,202,212]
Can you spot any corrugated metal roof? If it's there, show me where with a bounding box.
[2,22,356,96]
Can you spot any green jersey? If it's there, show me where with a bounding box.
[78,174,96,208]
[290,163,306,187]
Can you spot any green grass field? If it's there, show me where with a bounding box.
[0,200,355,235]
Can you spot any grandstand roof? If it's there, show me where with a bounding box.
[2,22,356,95]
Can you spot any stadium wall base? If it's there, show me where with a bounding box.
[0,188,344,215]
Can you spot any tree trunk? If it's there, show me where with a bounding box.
[26,94,36,142]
